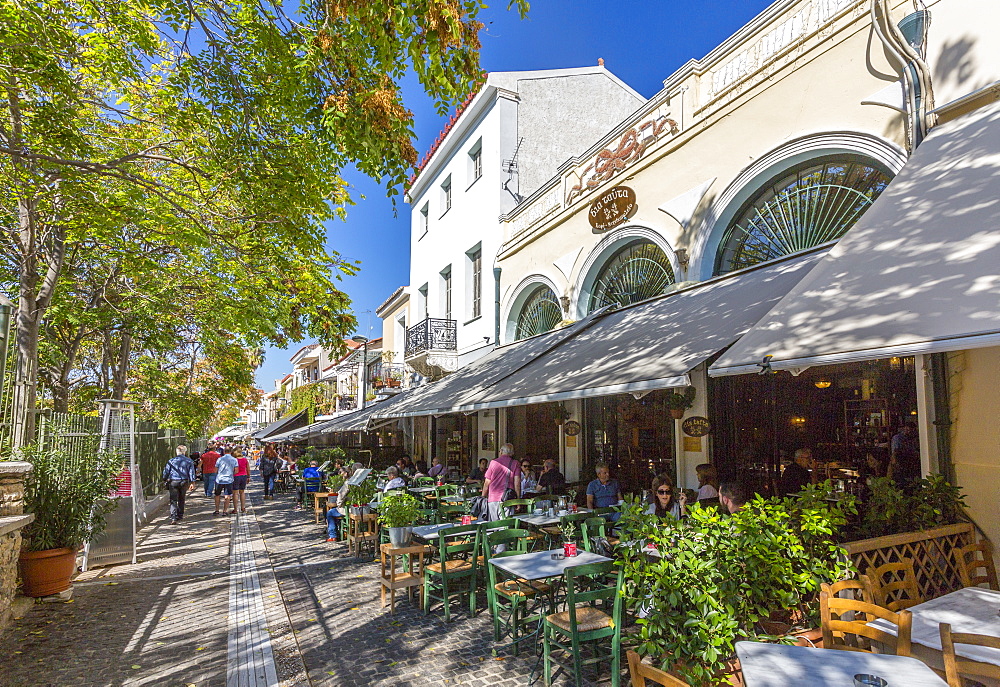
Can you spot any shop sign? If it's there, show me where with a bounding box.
[682,416,711,437]
[563,420,582,436]
[683,436,703,452]
[589,186,637,233]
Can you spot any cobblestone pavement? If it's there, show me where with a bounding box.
[253,492,616,687]
[1,486,306,687]
[3,482,625,687]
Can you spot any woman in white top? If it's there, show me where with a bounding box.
[695,463,719,501]
[645,476,687,519]
[520,459,539,494]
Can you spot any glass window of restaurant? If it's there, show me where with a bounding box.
[709,356,918,492]
[583,389,677,494]
[506,403,560,471]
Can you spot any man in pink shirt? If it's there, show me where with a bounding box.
[482,443,521,523]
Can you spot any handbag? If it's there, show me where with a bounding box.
[500,456,518,504]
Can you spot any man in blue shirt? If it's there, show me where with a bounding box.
[214,450,239,516]
[587,463,621,521]
[162,445,196,525]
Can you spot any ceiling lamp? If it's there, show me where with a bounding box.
[814,379,832,389]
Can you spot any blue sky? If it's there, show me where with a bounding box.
[256,0,775,388]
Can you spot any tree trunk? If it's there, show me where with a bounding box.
[11,294,40,449]
[111,331,131,399]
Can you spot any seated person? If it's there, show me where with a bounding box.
[427,456,447,478]
[587,463,621,521]
[646,475,687,519]
[537,459,566,494]
[383,465,406,492]
[694,463,719,502]
[466,457,488,485]
[326,463,363,542]
[297,460,325,507]
[412,459,429,478]
[520,459,539,494]
[395,457,413,478]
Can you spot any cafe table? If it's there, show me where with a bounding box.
[407,486,438,494]
[868,586,1000,685]
[488,547,610,582]
[412,520,486,541]
[514,508,592,528]
[736,641,947,686]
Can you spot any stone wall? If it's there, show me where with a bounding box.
[0,462,34,635]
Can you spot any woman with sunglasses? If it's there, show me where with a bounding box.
[646,475,688,519]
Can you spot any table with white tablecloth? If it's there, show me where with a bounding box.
[868,586,1000,685]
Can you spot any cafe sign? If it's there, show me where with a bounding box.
[682,416,712,437]
[588,185,637,233]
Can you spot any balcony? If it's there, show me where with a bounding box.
[404,317,458,379]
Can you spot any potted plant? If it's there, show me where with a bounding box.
[561,521,578,557]
[17,443,122,597]
[377,491,421,546]
[666,386,696,419]
[347,477,377,516]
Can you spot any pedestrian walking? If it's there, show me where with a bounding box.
[201,442,221,497]
[214,449,238,515]
[260,445,280,500]
[162,444,196,525]
[232,448,250,514]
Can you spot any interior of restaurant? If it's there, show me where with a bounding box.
[583,389,677,493]
[709,356,918,491]
[505,403,560,470]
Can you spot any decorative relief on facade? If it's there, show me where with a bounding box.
[709,0,863,98]
[565,111,679,205]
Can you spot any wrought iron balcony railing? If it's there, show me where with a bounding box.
[405,317,457,358]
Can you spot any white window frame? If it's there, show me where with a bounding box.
[468,138,483,188]
[440,175,452,216]
[466,244,482,321]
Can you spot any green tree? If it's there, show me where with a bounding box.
[1,0,526,446]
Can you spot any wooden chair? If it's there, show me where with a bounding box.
[581,516,620,551]
[543,560,625,686]
[824,577,875,604]
[435,483,462,505]
[820,586,912,656]
[438,503,469,522]
[861,558,924,611]
[955,541,999,590]
[501,497,534,516]
[626,651,688,686]
[423,523,480,623]
[940,622,1000,687]
[482,528,547,655]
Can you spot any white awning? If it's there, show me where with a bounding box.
[710,101,1000,377]
[372,249,825,418]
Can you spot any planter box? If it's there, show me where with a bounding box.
[842,522,978,601]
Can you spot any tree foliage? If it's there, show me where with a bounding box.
[1,0,526,442]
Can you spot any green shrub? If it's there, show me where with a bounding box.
[619,483,856,686]
[18,443,123,552]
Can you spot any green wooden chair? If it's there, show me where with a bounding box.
[438,503,469,522]
[423,523,480,623]
[482,527,548,655]
[543,560,625,687]
[413,476,435,486]
[436,483,462,503]
[581,516,620,551]
[501,497,534,516]
[416,507,439,526]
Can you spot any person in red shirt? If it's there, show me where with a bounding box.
[200,443,221,498]
[232,448,250,514]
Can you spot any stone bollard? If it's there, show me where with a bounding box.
[0,462,35,634]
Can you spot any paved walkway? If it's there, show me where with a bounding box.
[3,483,612,687]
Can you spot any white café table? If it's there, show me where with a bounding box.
[515,508,592,528]
[736,641,947,686]
[868,586,1000,685]
[489,548,610,581]
[411,520,485,541]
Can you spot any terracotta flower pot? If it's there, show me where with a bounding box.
[669,408,685,420]
[19,547,77,597]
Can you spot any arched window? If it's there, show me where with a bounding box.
[514,285,562,341]
[589,240,675,313]
[715,155,893,274]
